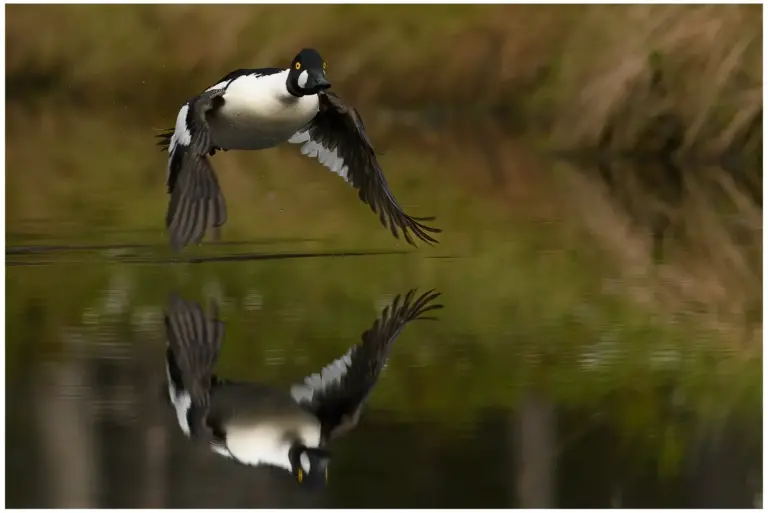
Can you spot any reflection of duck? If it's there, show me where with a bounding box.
[156,47,440,252]
[163,289,442,487]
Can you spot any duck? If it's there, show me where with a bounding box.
[163,288,443,487]
[156,48,441,252]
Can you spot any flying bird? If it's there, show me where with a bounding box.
[157,48,441,251]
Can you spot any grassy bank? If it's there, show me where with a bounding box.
[7,4,762,156]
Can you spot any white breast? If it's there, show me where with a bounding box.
[212,71,320,150]
[212,421,321,471]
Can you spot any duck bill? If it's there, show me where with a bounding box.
[307,73,331,92]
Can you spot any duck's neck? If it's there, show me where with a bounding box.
[285,75,303,99]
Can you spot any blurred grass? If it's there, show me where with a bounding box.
[6,4,762,155]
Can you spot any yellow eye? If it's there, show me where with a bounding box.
[295,62,301,70]
[323,61,327,71]
[297,469,304,483]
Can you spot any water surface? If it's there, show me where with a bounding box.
[6,248,761,508]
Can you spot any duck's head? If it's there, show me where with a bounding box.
[288,443,331,488]
[287,48,332,97]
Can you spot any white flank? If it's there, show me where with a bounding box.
[291,347,354,404]
[166,362,192,436]
[213,422,321,471]
[288,130,350,183]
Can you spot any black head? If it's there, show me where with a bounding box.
[286,48,331,97]
[288,443,332,488]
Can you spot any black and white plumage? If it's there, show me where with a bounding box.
[164,289,442,486]
[157,48,441,252]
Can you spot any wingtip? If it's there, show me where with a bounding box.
[166,293,192,315]
[168,233,186,254]
[166,293,222,325]
[388,287,444,324]
[402,215,442,247]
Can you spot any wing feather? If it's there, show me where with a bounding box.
[164,295,225,437]
[161,89,228,252]
[288,92,442,246]
[291,289,443,441]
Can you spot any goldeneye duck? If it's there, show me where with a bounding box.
[163,289,443,486]
[156,48,441,252]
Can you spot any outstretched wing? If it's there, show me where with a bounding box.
[291,289,443,441]
[165,294,225,437]
[158,89,228,252]
[288,92,441,246]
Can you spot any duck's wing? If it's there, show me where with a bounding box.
[157,89,228,252]
[287,92,441,246]
[165,294,226,437]
[290,289,443,441]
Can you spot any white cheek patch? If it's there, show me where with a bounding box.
[287,130,350,183]
[300,453,311,473]
[297,70,309,89]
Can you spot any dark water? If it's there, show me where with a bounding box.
[5,245,762,509]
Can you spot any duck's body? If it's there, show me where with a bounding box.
[204,69,321,150]
[163,289,442,486]
[157,48,441,252]
[171,380,321,469]
[167,370,321,469]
